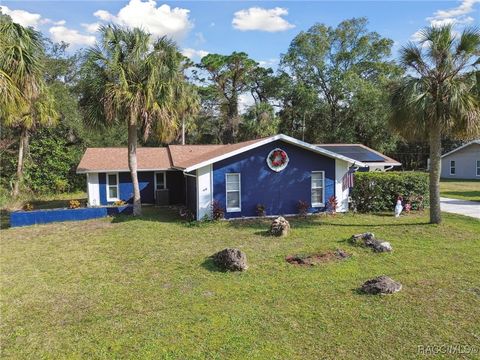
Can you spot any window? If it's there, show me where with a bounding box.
[476,160,480,177]
[311,171,325,207]
[154,172,166,191]
[226,173,241,212]
[106,173,119,201]
[450,160,456,175]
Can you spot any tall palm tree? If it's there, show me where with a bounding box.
[81,25,195,215]
[0,17,59,197]
[390,25,480,224]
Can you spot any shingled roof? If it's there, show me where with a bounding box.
[77,147,172,173]
[77,135,376,174]
[77,138,266,173]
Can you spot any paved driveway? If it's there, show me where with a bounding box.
[440,197,480,219]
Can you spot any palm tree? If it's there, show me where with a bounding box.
[81,25,195,215]
[0,17,59,197]
[390,25,480,224]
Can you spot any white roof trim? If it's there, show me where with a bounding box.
[441,140,480,158]
[183,134,367,172]
[77,168,173,174]
[364,162,402,167]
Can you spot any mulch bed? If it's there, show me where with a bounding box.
[285,249,350,266]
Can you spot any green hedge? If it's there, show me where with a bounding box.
[351,171,429,212]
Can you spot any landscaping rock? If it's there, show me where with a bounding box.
[350,232,392,252]
[270,216,290,237]
[212,248,248,271]
[360,275,402,295]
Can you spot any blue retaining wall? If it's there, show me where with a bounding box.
[10,206,132,227]
[213,140,336,218]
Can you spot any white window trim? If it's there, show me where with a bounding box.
[311,170,325,207]
[226,173,241,213]
[106,172,119,202]
[154,171,167,198]
[450,160,456,176]
[476,160,480,177]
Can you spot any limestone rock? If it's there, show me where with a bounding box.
[212,248,248,271]
[360,275,402,295]
[270,216,290,237]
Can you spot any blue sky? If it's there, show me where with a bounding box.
[1,0,479,66]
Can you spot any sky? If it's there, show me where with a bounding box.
[1,0,479,67]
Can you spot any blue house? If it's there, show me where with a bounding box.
[77,134,399,220]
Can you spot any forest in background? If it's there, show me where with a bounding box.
[0,16,469,198]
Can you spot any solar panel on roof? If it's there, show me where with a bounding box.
[320,145,385,162]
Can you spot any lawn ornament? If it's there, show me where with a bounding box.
[394,196,403,217]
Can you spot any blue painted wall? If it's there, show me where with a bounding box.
[99,171,186,205]
[10,206,132,227]
[213,140,336,218]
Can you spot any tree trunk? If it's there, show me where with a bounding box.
[128,121,142,216]
[428,124,442,224]
[12,127,28,197]
[181,116,185,145]
[223,94,239,144]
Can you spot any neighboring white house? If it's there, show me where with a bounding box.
[440,140,480,179]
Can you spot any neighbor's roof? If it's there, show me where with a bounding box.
[316,144,401,166]
[77,134,370,174]
[76,147,172,173]
[441,140,480,159]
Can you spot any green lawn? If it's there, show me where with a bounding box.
[1,209,479,359]
[440,179,480,202]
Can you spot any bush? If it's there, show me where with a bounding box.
[211,200,224,220]
[256,203,266,217]
[351,171,429,213]
[69,200,81,209]
[297,200,308,218]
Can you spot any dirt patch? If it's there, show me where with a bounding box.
[286,249,350,266]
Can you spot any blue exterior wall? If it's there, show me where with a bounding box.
[98,171,185,205]
[10,206,132,227]
[213,140,336,218]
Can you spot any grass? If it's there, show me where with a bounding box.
[440,179,480,202]
[1,208,479,359]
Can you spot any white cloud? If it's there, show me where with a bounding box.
[410,0,479,42]
[181,48,209,60]
[232,7,295,32]
[81,22,101,33]
[0,6,42,28]
[93,0,192,40]
[49,26,96,47]
[194,32,206,45]
[426,0,479,27]
[93,10,115,22]
[258,58,279,68]
[238,93,255,113]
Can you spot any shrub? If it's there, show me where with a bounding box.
[69,200,81,209]
[256,203,266,217]
[351,171,429,213]
[211,200,224,220]
[327,196,338,215]
[297,200,308,218]
[23,203,34,211]
[179,207,195,222]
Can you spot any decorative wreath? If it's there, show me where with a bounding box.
[267,148,289,172]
